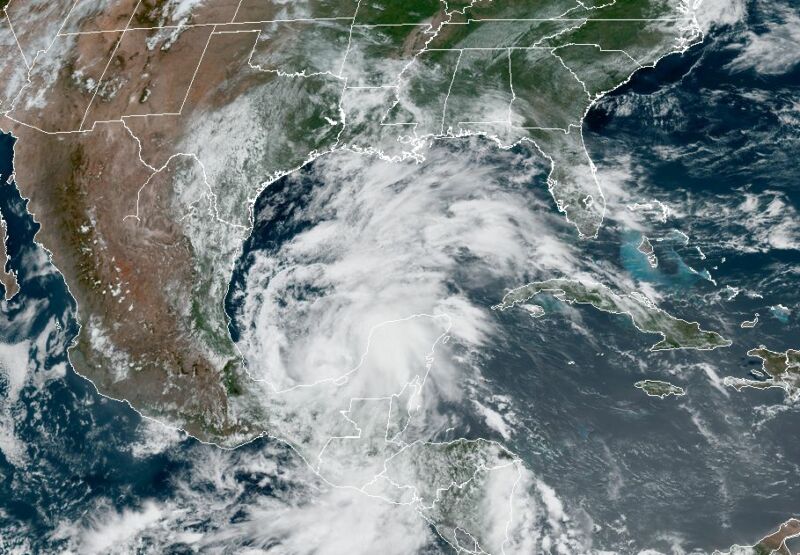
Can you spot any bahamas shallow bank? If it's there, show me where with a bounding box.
[3,0,800,553]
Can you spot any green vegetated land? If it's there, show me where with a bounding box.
[635,380,685,398]
[494,278,731,351]
[725,347,800,400]
[8,0,701,450]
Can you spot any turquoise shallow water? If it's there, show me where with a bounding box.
[619,229,710,289]
[2,3,800,551]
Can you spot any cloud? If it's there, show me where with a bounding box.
[49,441,437,554]
[695,189,800,252]
[692,0,747,32]
[77,502,165,555]
[235,141,579,451]
[128,417,186,459]
[218,141,594,550]
[726,6,800,75]
[205,485,431,555]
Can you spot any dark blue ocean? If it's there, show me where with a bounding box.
[2,4,799,552]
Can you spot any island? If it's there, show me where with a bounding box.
[740,313,759,329]
[637,235,658,268]
[0,0,710,548]
[724,347,800,401]
[634,379,685,399]
[0,0,705,443]
[493,278,731,352]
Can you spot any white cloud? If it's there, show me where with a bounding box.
[726,6,800,75]
[677,188,800,253]
[129,417,186,459]
[235,144,579,460]
[0,340,31,467]
[473,399,513,441]
[213,486,431,555]
[692,0,747,32]
[50,441,438,554]
[222,143,589,550]
[77,502,165,555]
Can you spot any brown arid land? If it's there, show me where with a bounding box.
[715,518,800,555]
[0,209,19,300]
[0,0,311,440]
[0,0,703,443]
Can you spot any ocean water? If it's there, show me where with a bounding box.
[2,3,800,552]
[0,132,196,549]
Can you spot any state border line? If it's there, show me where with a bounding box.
[2,11,30,70]
[78,0,144,131]
[56,16,356,36]
[55,15,695,37]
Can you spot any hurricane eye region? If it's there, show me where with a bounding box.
[1,0,799,553]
